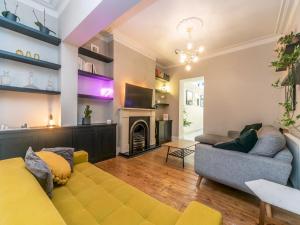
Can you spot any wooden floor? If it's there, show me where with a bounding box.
[95,147,300,225]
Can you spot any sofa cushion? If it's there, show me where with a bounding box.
[240,123,262,135]
[0,157,66,225]
[249,126,286,157]
[273,148,293,163]
[25,147,53,197]
[214,129,258,153]
[36,151,71,185]
[195,134,232,145]
[42,147,74,171]
[52,162,181,225]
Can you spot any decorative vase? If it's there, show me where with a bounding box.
[82,117,91,125]
[2,11,19,22]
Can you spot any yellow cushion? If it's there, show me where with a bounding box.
[0,157,66,225]
[36,151,71,185]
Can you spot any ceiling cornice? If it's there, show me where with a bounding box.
[112,30,157,61]
[18,0,70,18]
[166,34,280,69]
[18,0,58,17]
[283,0,300,33]
[95,33,113,43]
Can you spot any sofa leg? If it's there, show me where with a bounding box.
[266,203,272,218]
[196,176,203,187]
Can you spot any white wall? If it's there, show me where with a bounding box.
[60,42,78,126]
[0,1,60,128]
[167,42,282,136]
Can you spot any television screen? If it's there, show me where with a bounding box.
[125,83,153,109]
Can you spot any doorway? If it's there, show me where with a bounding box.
[179,77,204,140]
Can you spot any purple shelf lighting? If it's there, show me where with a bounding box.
[78,73,114,100]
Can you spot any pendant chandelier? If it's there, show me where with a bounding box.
[175,17,204,71]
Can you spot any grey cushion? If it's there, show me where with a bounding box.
[195,134,232,145]
[249,126,286,157]
[25,147,53,197]
[42,147,74,171]
[273,148,293,164]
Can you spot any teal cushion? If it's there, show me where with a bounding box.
[214,129,258,153]
[240,123,262,135]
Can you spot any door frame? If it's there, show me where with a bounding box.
[178,76,204,139]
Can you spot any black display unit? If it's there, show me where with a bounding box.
[155,120,172,145]
[0,124,116,163]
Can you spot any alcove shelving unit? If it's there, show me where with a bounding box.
[78,69,113,81]
[0,16,61,95]
[0,50,61,70]
[0,16,61,45]
[78,46,114,101]
[78,47,113,63]
[0,85,60,95]
[155,69,170,108]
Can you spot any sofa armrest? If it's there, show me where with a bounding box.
[73,150,88,165]
[175,201,222,225]
[195,144,292,193]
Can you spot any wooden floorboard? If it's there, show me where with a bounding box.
[95,146,300,225]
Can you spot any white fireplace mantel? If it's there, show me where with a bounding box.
[118,108,156,153]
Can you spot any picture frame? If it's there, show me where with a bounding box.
[186,90,193,105]
[200,95,204,107]
[90,43,99,53]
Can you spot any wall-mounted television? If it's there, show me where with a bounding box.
[125,83,153,109]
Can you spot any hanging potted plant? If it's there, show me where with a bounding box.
[2,0,20,22]
[82,105,92,125]
[33,9,56,35]
[271,31,300,129]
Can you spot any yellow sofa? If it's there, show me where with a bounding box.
[0,151,222,225]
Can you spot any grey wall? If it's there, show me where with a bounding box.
[112,41,156,121]
[166,42,282,137]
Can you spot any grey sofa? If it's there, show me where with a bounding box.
[194,126,293,194]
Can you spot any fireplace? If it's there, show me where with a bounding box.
[129,116,150,155]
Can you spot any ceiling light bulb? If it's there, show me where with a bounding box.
[192,56,199,63]
[180,53,187,63]
[198,46,204,53]
[185,64,192,71]
[187,42,193,50]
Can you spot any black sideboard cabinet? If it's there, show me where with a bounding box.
[0,124,116,163]
[155,120,172,145]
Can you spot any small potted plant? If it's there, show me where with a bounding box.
[2,0,19,22]
[82,105,92,125]
[33,9,56,35]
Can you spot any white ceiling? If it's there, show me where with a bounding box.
[19,0,70,17]
[109,0,299,67]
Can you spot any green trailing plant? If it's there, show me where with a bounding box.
[183,110,192,127]
[84,105,92,119]
[271,32,300,128]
